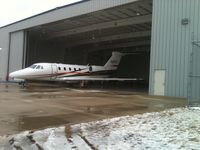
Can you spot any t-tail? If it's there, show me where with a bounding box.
[104,52,123,70]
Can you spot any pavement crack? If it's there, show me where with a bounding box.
[36,143,44,150]
[65,125,78,150]
[26,134,44,150]
[13,145,23,150]
[79,134,97,150]
[9,137,14,145]
[26,135,36,144]
[65,125,72,141]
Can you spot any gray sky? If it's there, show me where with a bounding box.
[0,0,81,27]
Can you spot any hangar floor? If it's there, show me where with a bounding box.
[0,83,186,136]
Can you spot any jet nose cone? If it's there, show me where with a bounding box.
[9,72,15,78]
[9,72,18,80]
[9,70,24,79]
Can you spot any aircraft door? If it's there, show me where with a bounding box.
[51,64,58,79]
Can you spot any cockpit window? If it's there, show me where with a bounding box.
[29,65,44,69]
[29,65,37,69]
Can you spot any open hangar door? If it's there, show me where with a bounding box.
[25,0,152,90]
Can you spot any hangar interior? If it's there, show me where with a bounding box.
[25,0,152,88]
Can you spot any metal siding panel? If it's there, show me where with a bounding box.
[9,31,24,73]
[168,0,190,97]
[175,0,181,96]
[192,0,200,100]
[154,0,159,70]
[150,0,200,98]
[189,43,200,103]
[180,1,186,96]
[172,0,176,96]
[0,29,9,80]
[169,0,176,96]
[157,0,163,69]
[179,0,187,97]
[185,0,194,98]
[193,0,199,40]
[164,0,171,96]
[198,0,200,40]
[149,0,158,94]
[183,0,192,97]
[150,0,165,94]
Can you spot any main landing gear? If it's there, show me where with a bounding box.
[18,81,27,88]
[79,81,88,88]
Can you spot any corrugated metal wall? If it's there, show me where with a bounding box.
[150,0,200,98]
[0,29,10,80]
[8,31,25,73]
[188,41,200,104]
[0,30,25,80]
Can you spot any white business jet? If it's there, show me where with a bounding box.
[9,52,139,85]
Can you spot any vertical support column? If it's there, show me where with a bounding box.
[23,31,27,68]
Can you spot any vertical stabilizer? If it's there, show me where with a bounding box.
[104,52,123,69]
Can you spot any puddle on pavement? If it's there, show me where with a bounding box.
[17,105,148,131]
[18,115,70,131]
[18,113,102,131]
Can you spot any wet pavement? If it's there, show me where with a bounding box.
[0,83,187,136]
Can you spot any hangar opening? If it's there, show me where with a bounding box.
[25,0,152,90]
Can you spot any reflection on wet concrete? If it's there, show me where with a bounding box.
[18,115,70,130]
[0,83,187,135]
[18,112,103,131]
[84,104,148,114]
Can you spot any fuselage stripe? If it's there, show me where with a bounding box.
[24,70,115,79]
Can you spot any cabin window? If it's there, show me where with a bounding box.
[69,68,71,71]
[74,68,76,71]
[79,68,81,71]
[58,67,61,70]
[89,66,92,72]
[36,65,40,69]
[41,66,44,69]
[64,67,66,71]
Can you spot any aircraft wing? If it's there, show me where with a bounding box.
[57,77,143,81]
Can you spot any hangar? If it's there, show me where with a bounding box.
[0,0,200,103]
